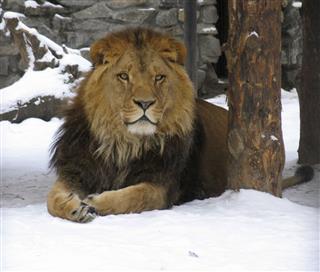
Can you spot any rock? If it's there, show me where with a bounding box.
[72,2,113,20]
[0,73,21,89]
[8,55,21,73]
[281,0,302,89]
[197,24,218,34]
[55,0,97,8]
[0,43,19,56]
[20,17,57,41]
[72,19,115,31]
[20,16,51,29]
[0,57,9,75]
[205,63,218,83]
[201,5,218,24]
[178,8,199,22]
[25,4,64,17]
[80,48,91,62]
[112,8,156,24]
[52,14,72,31]
[162,25,183,36]
[199,35,221,63]
[3,0,25,12]
[197,68,206,90]
[197,0,217,6]
[66,29,114,48]
[0,96,68,123]
[34,58,58,71]
[200,63,223,97]
[156,8,178,27]
[159,0,183,9]
[106,0,149,9]
[65,32,92,48]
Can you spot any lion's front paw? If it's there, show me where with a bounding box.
[70,201,97,223]
[82,194,100,211]
[82,193,110,215]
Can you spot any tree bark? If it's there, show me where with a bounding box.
[225,1,284,197]
[297,0,320,164]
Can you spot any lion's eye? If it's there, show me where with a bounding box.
[118,73,129,81]
[155,74,166,82]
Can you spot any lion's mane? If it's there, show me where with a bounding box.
[50,28,205,203]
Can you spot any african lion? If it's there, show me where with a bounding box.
[47,28,313,223]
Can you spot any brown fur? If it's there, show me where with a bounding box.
[47,28,311,223]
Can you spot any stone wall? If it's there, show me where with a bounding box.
[0,0,221,96]
[281,0,303,90]
[0,0,303,94]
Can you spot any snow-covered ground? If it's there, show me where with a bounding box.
[1,90,319,271]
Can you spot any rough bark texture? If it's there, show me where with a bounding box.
[225,1,285,196]
[297,0,320,164]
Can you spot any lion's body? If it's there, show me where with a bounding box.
[47,27,312,223]
[47,28,229,222]
[50,97,228,204]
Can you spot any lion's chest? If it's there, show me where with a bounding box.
[90,155,159,193]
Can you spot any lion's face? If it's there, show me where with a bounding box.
[82,28,195,140]
[104,49,174,136]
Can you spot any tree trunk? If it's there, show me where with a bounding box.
[225,1,284,197]
[297,0,320,164]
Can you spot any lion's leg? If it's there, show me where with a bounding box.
[83,182,167,215]
[47,180,96,223]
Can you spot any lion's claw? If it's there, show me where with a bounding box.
[70,202,96,223]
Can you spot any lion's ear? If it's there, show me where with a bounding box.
[159,39,186,66]
[90,39,108,65]
[90,37,124,66]
[173,40,187,65]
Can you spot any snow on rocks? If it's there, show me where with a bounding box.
[0,12,92,120]
[0,68,76,115]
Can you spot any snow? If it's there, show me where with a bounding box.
[1,90,319,271]
[59,53,92,72]
[2,11,25,19]
[53,14,70,20]
[138,8,156,11]
[24,0,39,8]
[0,20,5,31]
[201,27,217,34]
[42,1,63,8]
[248,31,259,38]
[292,1,302,8]
[2,191,318,271]
[24,0,63,9]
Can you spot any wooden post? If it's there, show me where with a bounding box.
[297,0,320,164]
[225,1,284,196]
[184,0,198,95]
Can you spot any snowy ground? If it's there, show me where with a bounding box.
[1,90,319,271]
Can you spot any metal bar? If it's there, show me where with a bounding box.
[184,0,198,95]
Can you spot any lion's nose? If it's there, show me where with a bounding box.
[133,99,155,111]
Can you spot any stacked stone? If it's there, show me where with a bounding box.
[0,0,221,96]
[281,0,303,90]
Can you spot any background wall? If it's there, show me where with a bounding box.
[0,0,302,94]
[0,0,223,97]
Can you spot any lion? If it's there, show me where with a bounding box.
[47,28,313,223]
